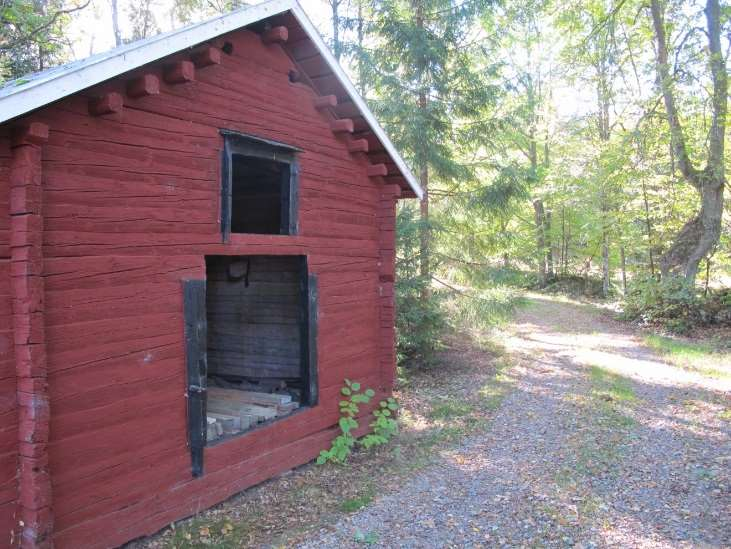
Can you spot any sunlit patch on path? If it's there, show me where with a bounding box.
[300,295,731,549]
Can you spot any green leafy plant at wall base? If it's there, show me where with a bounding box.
[360,397,399,449]
[316,380,399,464]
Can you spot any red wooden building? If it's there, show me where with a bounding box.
[0,1,421,546]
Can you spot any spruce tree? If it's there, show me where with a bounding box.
[362,0,496,293]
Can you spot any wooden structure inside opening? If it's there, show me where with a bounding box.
[203,256,317,440]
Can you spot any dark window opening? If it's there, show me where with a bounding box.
[202,255,317,446]
[230,155,287,234]
[221,131,300,240]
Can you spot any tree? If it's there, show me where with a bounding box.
[110,0,121,46]
[128,0,159,41]
[649,0,727,283]
[362,0,496,294]
[171,0,245,24]
[489,0,557,286]
[328,0,342,60]
[1,0,87,80]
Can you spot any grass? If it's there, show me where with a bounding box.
[557,366,637,484]
[589,365,636,404]
[166,516,254,548]
[340,489,374,513]
[428,400,474,419]
[443,285,525,333]
[644,334,731,379]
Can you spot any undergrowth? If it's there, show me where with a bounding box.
[316,379,399,465]
[621,276,731,333]
[644,334,731,379]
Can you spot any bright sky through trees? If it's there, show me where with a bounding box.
[64,0,597,120]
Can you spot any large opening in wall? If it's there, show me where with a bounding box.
[203,255,317,444]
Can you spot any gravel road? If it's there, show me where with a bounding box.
[299,296,731,548]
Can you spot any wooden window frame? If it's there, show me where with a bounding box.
[183,256,318,477]
[220,130,301,241]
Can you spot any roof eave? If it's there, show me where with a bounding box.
[0,0,295,125]
[0,0,423,199]
[288,4,423,199]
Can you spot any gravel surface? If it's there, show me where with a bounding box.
[299,296,731,548]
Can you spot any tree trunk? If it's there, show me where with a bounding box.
[594,39,612,298]
[601,226,610,297]
[500,218,509,268]
[111,0,122,46]
[415,2,429,296]
[418,92,429,291]
[651,0,727,283]
[330,0,341,60]
[356,0,365,94]
[533,199,547,287]
[620,246,627,294]
[640,177,655,277]
[545,210,554,281]
[562,207,571,276]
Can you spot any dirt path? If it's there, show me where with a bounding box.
[300,295,731,548]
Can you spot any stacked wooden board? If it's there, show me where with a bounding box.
[205,388,300,442]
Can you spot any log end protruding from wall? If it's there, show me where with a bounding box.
[88,92,124,116]
[330,119,354,134]
[367,163,388,177]
[164,61,196,84]
[127,74,160,98]
[262,26,288,45]
[314,95,337,110]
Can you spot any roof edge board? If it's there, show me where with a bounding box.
[0,0,295,124]
[0,0,423,199]
[289,4,423,199]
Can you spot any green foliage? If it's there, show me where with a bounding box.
[340,491,374,513]
[444,286,523,332]
[362,0,498,181]
[621,276,705,333]
[0,0,80,81]
[460,266,536,289]
[360,397,399,449]
[317,380,398,465]
[396,204,448,366]
[428,400,473,419]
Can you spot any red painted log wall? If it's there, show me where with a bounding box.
[0,27,399,548]
[0,129,21,547]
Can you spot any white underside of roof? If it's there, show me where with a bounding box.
[0,0,422,198]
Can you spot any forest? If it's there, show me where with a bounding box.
[2,0,730,362]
